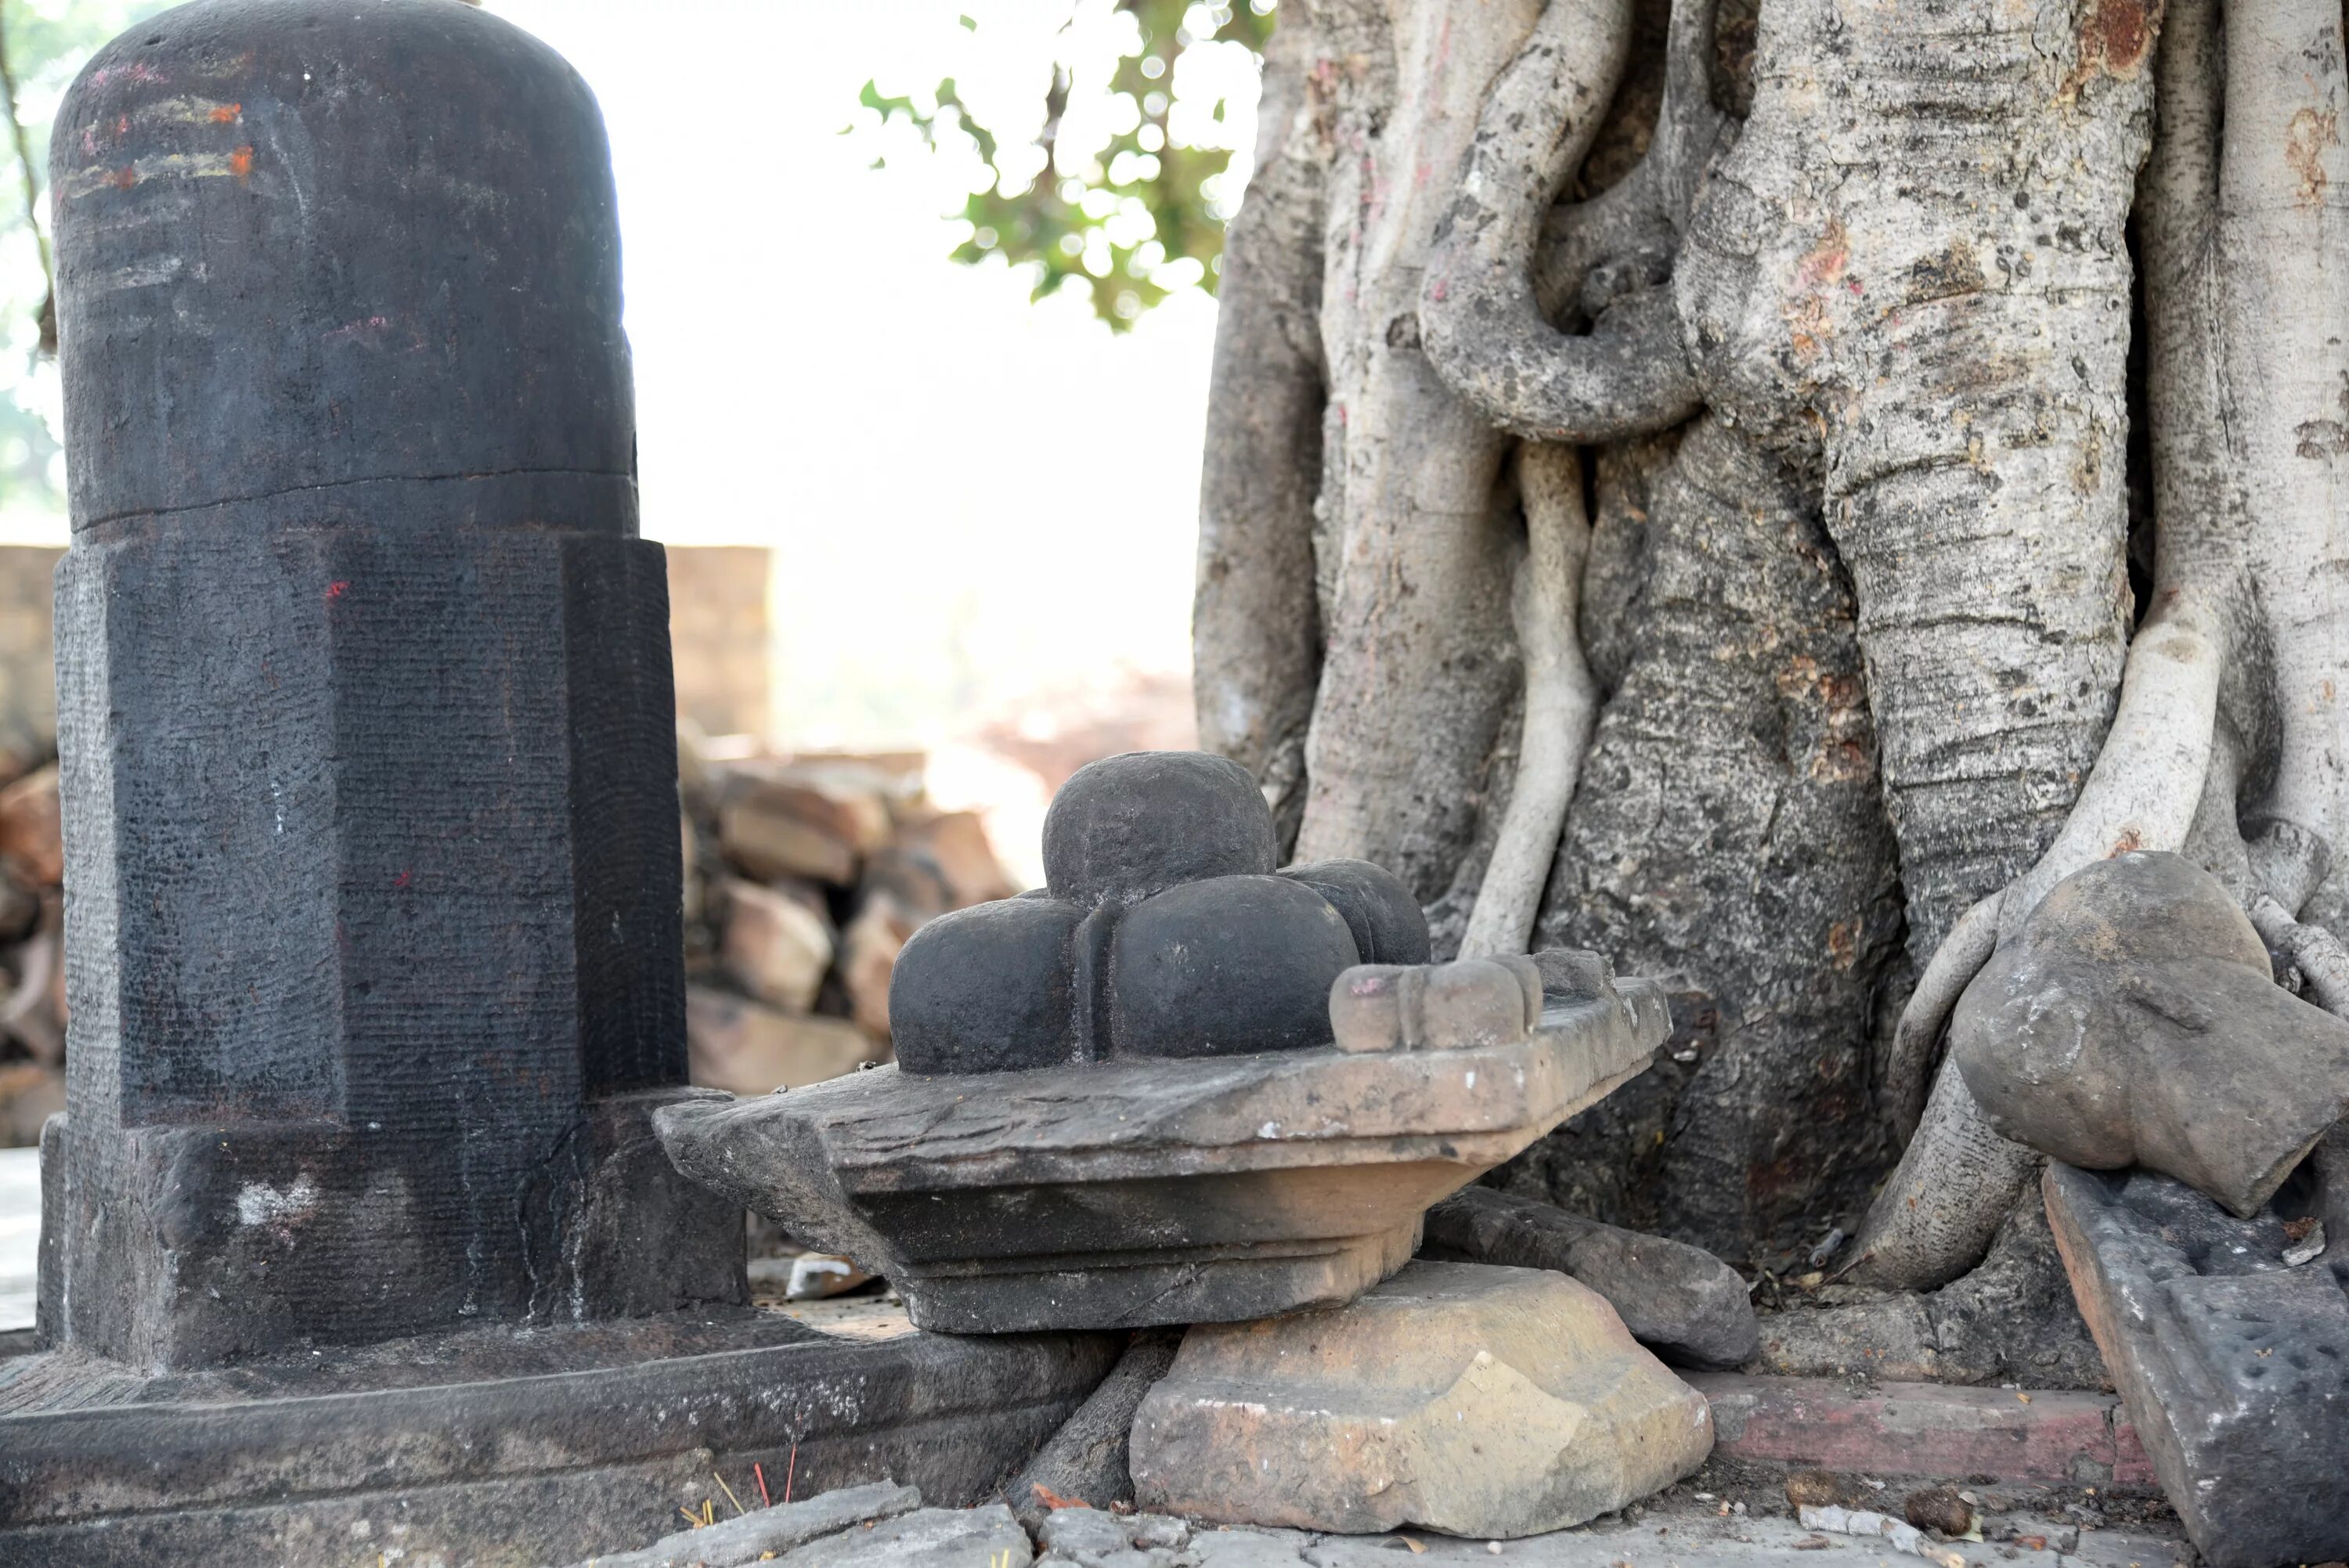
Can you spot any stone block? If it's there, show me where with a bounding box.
[2043,1160,2349,1566]
[1420,1185,1758,1367]
[686,985,882,1095]
[0,765,60,887]
[1954,852,2349,1216]
[721,878,836,1012]
[0,1316,1113,1566]
[655,978,1671,1332]
[1128,1261,1712,1537]
[1690,1372,2153,1486]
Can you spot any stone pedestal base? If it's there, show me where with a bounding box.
[0,1312,1115,1568]
[2044,1162,2349,1568]
[656,982,1669,1333]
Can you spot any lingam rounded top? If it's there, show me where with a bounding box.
[1042,751,1277,904]
[891,750,1431,1074]
[53,0,633,535]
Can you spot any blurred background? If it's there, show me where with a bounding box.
[0,0,1276,1283]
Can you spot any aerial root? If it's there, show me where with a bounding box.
[1460,445,1598,958]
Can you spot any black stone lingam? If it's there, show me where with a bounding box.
[890,752,1429,1073]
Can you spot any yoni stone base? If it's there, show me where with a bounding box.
[2043,1162,2349,1568]
[1128,1261,1712,1538]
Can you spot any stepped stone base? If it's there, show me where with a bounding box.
[0,1310,1115,1568]
[657,983,1669,1335]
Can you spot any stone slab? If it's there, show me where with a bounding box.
[655,982,1669,1333]
[2043,1160,2349,1567]
[1129,1261,1712,1538]
[0,1312,1115,1568]
[548,1480,922,1568]
[1692,1373,2153,1487]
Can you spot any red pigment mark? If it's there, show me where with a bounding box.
[325,579,349,600]
[110,166,139,190]
[1429,276,1449,303]
[1795,220,1849,290]
[210,103,241,124]
[229,144,254,180]
[116,114,130,138]
[80,126,96,156]
[393,870,413,890]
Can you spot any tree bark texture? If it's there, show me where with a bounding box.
[1192,0,2349,1276]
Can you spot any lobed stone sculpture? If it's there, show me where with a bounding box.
[891,752,1428,1072]
[655,750,1670,1333]
[0,5,1109,1561]
[1953,852,2349,1217]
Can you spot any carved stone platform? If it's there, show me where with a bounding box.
[2043,1162,2349,1568]
[655,979,1669,1333]
[0,1312,1115,1568]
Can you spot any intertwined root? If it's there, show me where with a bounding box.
[1844,0,2349,1291]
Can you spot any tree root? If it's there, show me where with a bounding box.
[1420,0,1723,443]
[1460,445,1597,957]
[1875,889,2002,1141]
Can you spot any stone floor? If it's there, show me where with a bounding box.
[0,1147,34,1333]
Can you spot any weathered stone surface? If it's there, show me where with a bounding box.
[1333,955,1542,1053]
[1110,874,1359,1058]
[1277,858,1433,967]
[887,752,1429,1075]
[721,878,836,1012]
[685,986,882,1095]
[1130,1262,1712,1537]
[1954,852,2349,1217]
[1042,751,1276,906]
[38,0,738,1369]
[774,1505,1031,1566]
[1035,1507,1196,1567]
[2044,1160,2349,1566]
[1005,1331,1182,1527]
[1692,1373,2153,1486]
[657,981,1669,1332]
[0,1313,1116,1567]
[549,1480,922,1568]
[1420,1185,1759,1368]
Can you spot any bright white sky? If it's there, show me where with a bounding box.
[485,0,1247,750]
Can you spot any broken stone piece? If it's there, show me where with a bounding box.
[1420,1184,1759,1368]
[1128,1260,1712,1537]
[2043,1161,2349,1567]
[550,1480,922,1568]
[1953,851,2349,1217]
[771,1504,1032,1566]
[887,752,1428,1075]
[655,979,1670,1332]
[1034,1508,1193,1567]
